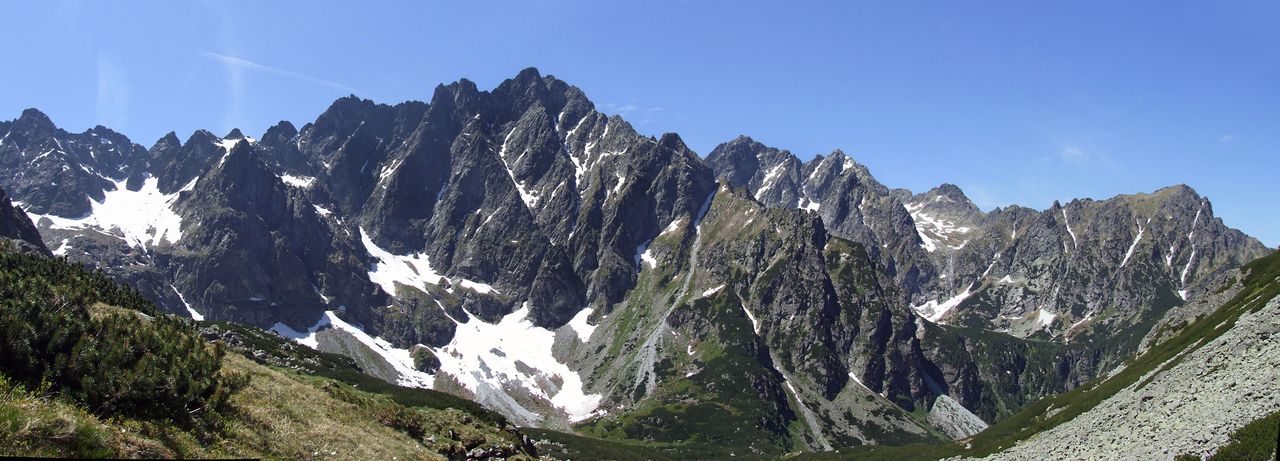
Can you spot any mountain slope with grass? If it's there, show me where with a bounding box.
[0,241,539,459]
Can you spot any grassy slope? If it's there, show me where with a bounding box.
[0,351,537,459]
[0,242,536,459]
[794,250,1280,460]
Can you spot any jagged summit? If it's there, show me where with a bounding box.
[14,108,56,132]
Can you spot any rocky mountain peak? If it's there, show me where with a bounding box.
[907,183,983,224]
[224,128,247,140]
[13,108,56,134]
[705,135,794,189]
[261,120,298,144]
[432,78,482,108]
[929,183,969,202]
[154,131,182,149]
[658,132,688,151]
[186,129,219,146]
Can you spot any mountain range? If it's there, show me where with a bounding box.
[0,67,1273,458]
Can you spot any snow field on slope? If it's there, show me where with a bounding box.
[271,311,434,388]
[26,177,185,248]
[436,304,603,422]
[355,230,604,420]
[360,228,445,296]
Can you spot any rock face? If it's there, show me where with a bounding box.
[706,136,937,305]
[979,288,1280,459]
[706,136,1269,371]
[0,69,1270,455]
[0,185,48,254]
[928,395,989,440]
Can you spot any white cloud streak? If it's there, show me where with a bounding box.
[202,51,359,95]
[600,102,663,116]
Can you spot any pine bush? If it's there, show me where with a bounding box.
[0,242,244,431]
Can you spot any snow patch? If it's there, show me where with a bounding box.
[905,201,972,253]
[282,311,434,388]
[1035,309,1058,329]
[1068,312,1094,332]
[51,238,70,256]
[1178,202,1205,298]
[497,128,541,210]
[566,308,597,342]
[172,285,202,321]
[313,205,332,217]
[360,228,444,296]
[634,239,658,270]
[701,284,725,298]
[848,372,870,391]
[918,232,939,252]
[457,279,499,295]
[436,304,603,422]
[27,177,185,248]
[279,174,315,189]
[742,303,761,334]
[661,217,684,235]
[610,170,626,199]
[1062,208,1078,248]
[912,288,974,323]
[1120,218,1149,268]
[755,164,786,200]
[215,136,255,166]
[799,197,820,212]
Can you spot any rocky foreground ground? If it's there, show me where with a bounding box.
[979,295,1280,459]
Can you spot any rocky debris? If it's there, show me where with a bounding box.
[978,295,1280,459]
[927,395,989,440]
[1137,267,1246,354]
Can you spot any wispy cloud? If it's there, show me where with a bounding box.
[600,102,663,117]
[1058,145,1088,162]
[1218,134,1235,143]
[202,51,359,94]
[96,54,130,128]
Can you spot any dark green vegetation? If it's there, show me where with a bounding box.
[524,427,778,460]
[0,242,242,433]
[577,289,797,457]
[1194,410,1280,461]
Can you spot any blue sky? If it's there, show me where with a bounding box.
[1,1,1277,245]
